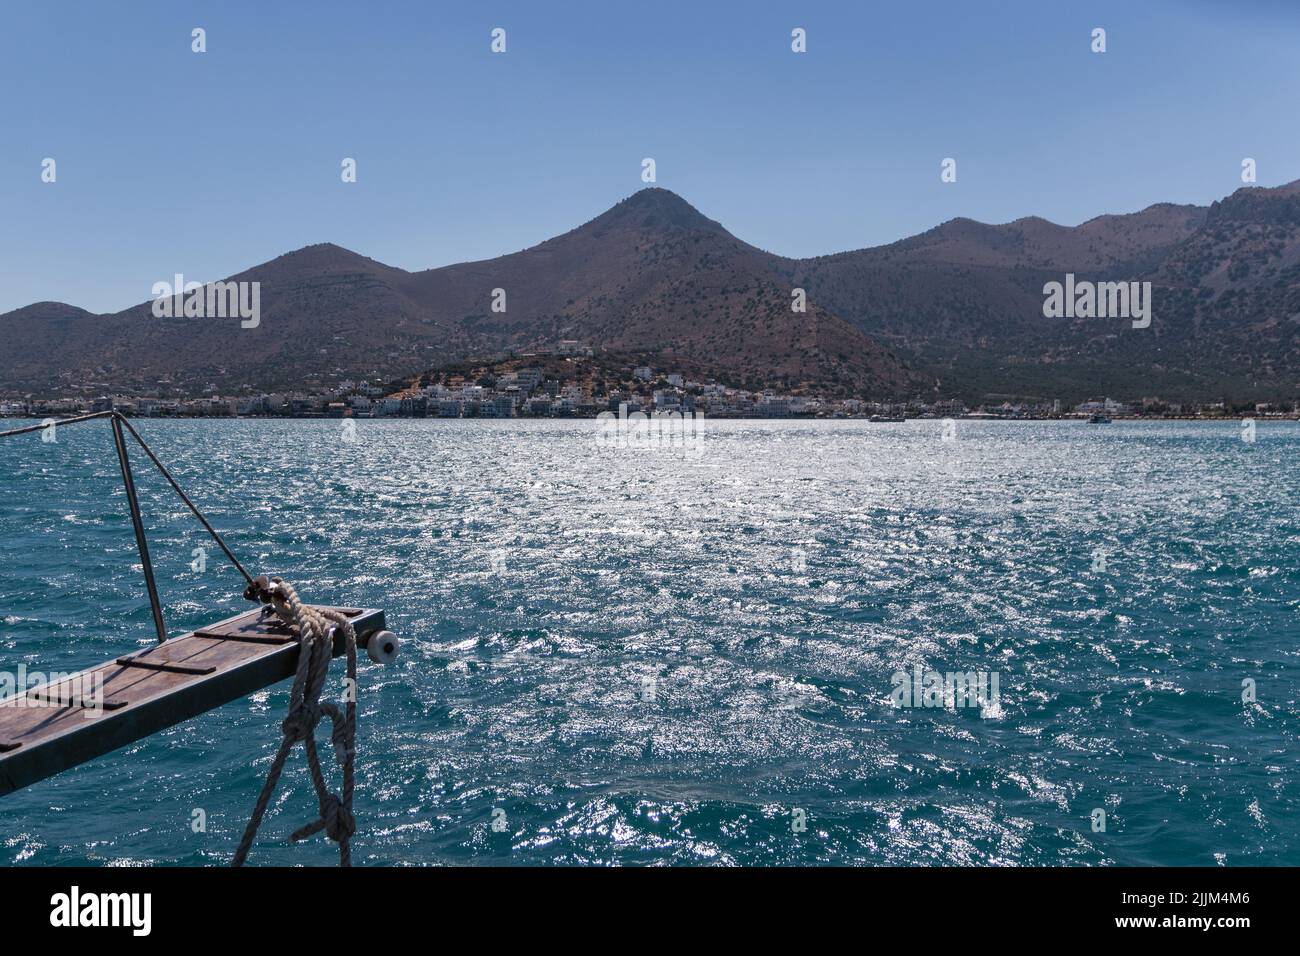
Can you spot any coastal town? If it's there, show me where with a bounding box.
[1,351,1296,422]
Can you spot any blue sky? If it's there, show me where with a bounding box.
[2,0,1298,314]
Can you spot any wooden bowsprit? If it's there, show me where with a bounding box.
[0,413,400,863]
[0,605,394,797]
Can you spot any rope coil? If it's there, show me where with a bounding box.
[232,578,359,866]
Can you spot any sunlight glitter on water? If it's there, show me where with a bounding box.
[0,419,1297,865]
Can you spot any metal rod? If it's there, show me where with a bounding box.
[111,414,168,644]
[0,410,115,439]
[1,411,255,588]
[116,416,255,587]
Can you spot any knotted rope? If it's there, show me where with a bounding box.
[232,577,359,866]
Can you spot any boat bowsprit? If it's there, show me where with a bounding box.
[0,411,400,866]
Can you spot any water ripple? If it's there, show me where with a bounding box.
[0,419,1296,865]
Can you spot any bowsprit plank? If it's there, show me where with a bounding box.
[0,606,386,797]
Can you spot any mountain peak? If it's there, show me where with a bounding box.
[621,186,693,209]
[599,188,726,233]
[0,300,93,323]
[253,242,408,279]
[273,242,372,264]
[1208,178,1300,225]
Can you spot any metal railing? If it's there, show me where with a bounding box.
[0,411,254,643]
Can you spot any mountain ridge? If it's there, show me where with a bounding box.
[4,181,1300,402]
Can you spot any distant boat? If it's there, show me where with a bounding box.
[1088,413,1111,424]
[869,414,906,422]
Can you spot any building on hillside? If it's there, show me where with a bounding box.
[515,367,544,391]
[399,396,427,417]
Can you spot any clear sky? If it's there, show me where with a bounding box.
[2,0,1299,314]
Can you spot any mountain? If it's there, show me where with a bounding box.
[3,182,1300,403]
[787,183,1299,402]
[398,189,917,396]
[0,190,918,399]
[1143,182,1300,392]
[0,245,452,396]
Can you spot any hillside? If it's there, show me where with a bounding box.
[4,181,1300,403]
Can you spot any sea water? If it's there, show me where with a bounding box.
[0,418,1295,866]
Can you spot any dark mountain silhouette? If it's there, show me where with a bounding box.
[783,183,1298,402]
[395,189,918,396]
[3,182,1299,402]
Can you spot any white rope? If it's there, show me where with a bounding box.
[231,578,358,867]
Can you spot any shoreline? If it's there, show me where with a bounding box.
[2,413,1295,423]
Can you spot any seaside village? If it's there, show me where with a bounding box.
[1,351,1294,422]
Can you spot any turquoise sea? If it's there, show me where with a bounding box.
[0,418,1296,865]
